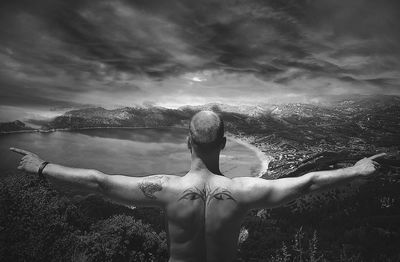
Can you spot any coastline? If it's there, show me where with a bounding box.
[0,129,38,135]
[227,133,273,178]
[1,126,272,178]
[0,125,187,135]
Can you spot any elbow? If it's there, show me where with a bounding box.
[296,172,317,195]
[307,172,321,193]
[89,170,107,193]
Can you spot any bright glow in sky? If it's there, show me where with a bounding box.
[0,0,400,121]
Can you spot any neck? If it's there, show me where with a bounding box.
[190,149,223,176]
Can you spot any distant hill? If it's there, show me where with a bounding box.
[44,106,191,130]
[179,103,272,117]
[39,95,399,159]
[0,120,33,133]
[4,95,399,166]
[41,95,399,140]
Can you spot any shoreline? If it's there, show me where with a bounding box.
[227,133,273,178]
[0,125,188,135]
[0,129,38,135]
[2,126,272,178]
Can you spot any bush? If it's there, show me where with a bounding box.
[0,172,167,262]
[270,228,324,262]
[80,215,167,262]
[0,172,84,261]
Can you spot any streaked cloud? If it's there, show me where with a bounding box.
[0,0,399,120]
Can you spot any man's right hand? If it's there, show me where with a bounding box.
[352,153,386,176]
[10,147,45,174]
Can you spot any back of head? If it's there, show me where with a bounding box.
[189,110,225,152]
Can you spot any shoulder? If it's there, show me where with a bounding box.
[133,174,183,204]
[231,177,272,190]
[139,174,181,189]
[207,176,271,192]
[230,177,274,205]
[151,174,186,194]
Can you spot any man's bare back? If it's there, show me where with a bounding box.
[155,171,247,262]
[10,110,385,262]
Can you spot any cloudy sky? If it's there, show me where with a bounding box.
[1,0,400,121]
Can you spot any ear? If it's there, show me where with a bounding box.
[187,136,192,152]
[220,137,226,150]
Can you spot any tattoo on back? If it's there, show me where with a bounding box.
[179,186,236,205]
[139,176,164,199]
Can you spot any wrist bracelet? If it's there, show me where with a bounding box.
[38,161,49,178]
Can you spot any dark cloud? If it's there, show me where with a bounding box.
[0,0,399,120]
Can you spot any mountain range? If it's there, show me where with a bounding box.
[2,95,399,175]
[2,96,399,155]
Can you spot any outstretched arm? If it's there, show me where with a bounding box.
[235,153,385,209]
[10,147,172,206]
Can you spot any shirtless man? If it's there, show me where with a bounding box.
[10,110,385,262]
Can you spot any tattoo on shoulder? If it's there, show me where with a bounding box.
[139,176,164,200]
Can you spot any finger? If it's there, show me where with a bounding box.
[368,153,386,160]
[17,165,23,170]
[9,147,31,156]
[372,161,381,168]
